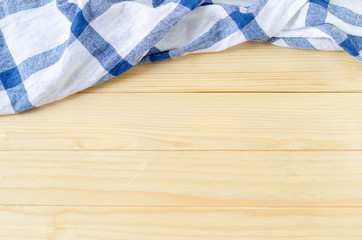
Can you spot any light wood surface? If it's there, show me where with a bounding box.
[1,207,362,240]
[86,42,362,93]
[1,93,362,150]
[1,151,362,206]
[1,42,362,239]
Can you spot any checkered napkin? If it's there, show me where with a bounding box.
[0,0,361,114]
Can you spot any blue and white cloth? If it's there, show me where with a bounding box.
[0,0,361,114]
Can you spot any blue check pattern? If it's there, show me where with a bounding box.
[0,0,361,114]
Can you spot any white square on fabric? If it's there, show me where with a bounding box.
[90,1,178,58]
[23,39,106,107]
[0,90,14,114]
[255,0,307,36]
[0,1,71,65]
[283,2,310,31]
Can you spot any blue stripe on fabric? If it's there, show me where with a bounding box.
[179,0,203,9]
[0,67,22,89]
[5,84,34,113]
[57,0,113,23]
[124,3,191,64]
[306,0,329,26]
[328,3,362,27]
[71,11,89,38]
[56,0,79,21]
[0,29,17,73]
[310,0,329,9]
[0,29,20,91]
[229,11,254,30]
[81,0,129,22]
[0,0,52,19]
[0,30,33,112]
[228,11,268,41]
[340,38,359,57]
[18,41,69,81]
[152,0,164,7]
[241,19,268,41]
[317,23,346,43]
[109,60,133,76]
[348,35,362,52]
[283,38,316,49]
[58,0,126,24]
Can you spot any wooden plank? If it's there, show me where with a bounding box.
[1,151,362,206]
[84,42,362,93]
[1,206,362,239]
[1,93,362,150]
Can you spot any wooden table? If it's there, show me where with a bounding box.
[1,42,362,239]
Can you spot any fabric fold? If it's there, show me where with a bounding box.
[0,0,361,114]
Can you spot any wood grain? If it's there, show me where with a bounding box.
[1,151,362,206]
[1,206,362,240]
[84,42,362,93]
[2,41,362,238]
[1,93,361,150]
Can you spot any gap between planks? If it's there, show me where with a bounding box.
[2,205,362,208]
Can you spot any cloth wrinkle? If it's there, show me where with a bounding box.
[0,0,361,114]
